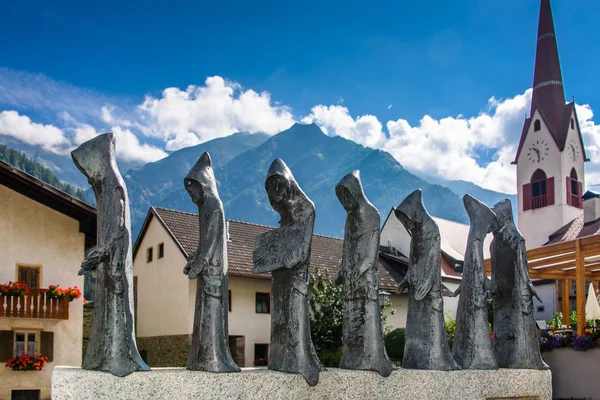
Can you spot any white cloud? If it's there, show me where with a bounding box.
[2,68,600,195]
[0,110,69,152]
[138,76,295,151]
[304,91,532,194]
[302,105,387,149]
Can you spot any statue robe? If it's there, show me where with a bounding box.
[452,194,498,370]
[253,158,322,386]
[184,152,240,372]
[71,133,149,377]
[491,199,548,369]
[334,171,394,376]
[394,189,458,370]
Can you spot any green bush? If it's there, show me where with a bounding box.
[384,328,405,362]
[318,347,341,367]
[444,312,456,349]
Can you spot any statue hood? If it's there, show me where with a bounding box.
[71,133,116,182]
[491,199,515,227]
[394,189,425,228]
[185,152,219,200]
[336,170,379,223]
[265,158,313,217]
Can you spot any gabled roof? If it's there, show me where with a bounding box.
[0,160,97,248]
[546,214,600,245]
[514,0,588,164]
[133,207,404,291]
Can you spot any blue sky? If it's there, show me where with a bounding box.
[1,0,599,193]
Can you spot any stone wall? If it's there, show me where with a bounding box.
[137,335,190,367]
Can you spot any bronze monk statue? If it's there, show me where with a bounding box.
[253,158,322,386]
[452,194,498,370]
[334,171,394,377]
[71,133,150,377]
[394,189,458,370]
[490,199,548,369]
[183,152,240,373]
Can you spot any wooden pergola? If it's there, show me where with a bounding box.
[484,235,600,336]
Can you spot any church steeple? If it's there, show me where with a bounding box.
[531,0,566,134]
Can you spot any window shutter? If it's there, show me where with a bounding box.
[41,331,54,362]
[566,177,572,206]
[0,331,14,361]
[18,267,28,284]
[30,269,40,289]
[523,183,532,211]
[578,181,583,209]
[547,177,555,206]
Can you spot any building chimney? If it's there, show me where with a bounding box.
[583,191,600,224]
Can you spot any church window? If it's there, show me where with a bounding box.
[523,169,554,211]
[571,118,575,129]
[534,119,541,132]
[566,168,583,208]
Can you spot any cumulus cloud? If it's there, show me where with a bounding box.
[2,68,599,195]
[0,110,69,152]
[138,76,295,151]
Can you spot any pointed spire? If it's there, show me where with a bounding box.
[531,0,566,133]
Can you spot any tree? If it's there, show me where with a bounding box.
[309,268,343,353]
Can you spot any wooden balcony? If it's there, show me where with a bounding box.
[0,289,70,320]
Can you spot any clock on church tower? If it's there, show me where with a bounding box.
[513,0,588,249]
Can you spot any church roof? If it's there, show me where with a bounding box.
[514,0,587,163]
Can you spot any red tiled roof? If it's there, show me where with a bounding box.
[546,214,600,245]
[144,207,402,291]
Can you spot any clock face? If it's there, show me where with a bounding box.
[527,140,549,164]
[568,139,580,162]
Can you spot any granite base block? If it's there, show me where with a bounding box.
[52,366,552,400]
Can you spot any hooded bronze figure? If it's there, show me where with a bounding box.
[253,158,322,386]
[183,152,240,373]
[71,133,150,377]
[334,171,394,377]
[452,194,498,370]
[394,189,458,370]
[490,199,549,369]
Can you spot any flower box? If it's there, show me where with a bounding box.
[0,281,30,297]
[46,285,82,302]
[543,347,600,399]
[5,354,48,371]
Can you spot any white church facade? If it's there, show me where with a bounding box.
[514,0,588,250]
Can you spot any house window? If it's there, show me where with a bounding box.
[566,168,583,208]
[534,119,541,131]
[158,243,164,259]
[571,118,575,129]
[254,343,268,366]
[255,293,270,314]
[17,265,41,289]
[523,169,554,211]
[147,247,153,263]
[11,390,41,400]
[14,331,39,357]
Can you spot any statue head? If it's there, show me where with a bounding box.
[394,189,425,233]
[491,199,515,233]
[335,170,369,213]
[71,133,116,185]
[185,152,219,206]
[265,159,294,212]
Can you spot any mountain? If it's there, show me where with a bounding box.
[130,123,470,239]
[0,144,89,202]
[416,172,517,219]
[124,132,270,236]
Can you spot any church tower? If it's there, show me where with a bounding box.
[515,0,588,249]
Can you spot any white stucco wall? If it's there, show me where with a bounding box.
[0,185,85,400]
[133,216,191,338]
[517,109,585,248]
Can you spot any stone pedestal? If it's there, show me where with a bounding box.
[52,366,551,400]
